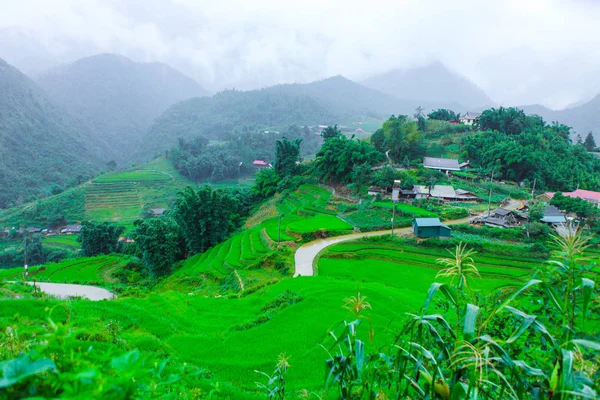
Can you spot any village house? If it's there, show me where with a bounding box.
[423,157,461,173]
[540,189,600,208]
[412,218,451,238]
[400,185,480,202]
[540,205,567,225]
[60,224,82,234]
[149,208,166,216]
[16,227,42,234]
[252,160,272,169]
[459,112,481,126]
[367,186,386,197]
[471,208,527,228]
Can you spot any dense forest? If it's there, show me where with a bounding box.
[169,125,322,182]
[0,58,102,208]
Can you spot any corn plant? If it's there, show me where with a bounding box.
[321,236,598,399]
[255,353,291,399]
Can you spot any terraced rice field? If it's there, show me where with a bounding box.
[318,240,545,288]
[0,255,128,284]
[168,227,273,284]
[273,185,352,237]
[163,185,352,290]
[85,181,143,225]
[84,158,195,229]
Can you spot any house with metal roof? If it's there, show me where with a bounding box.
[423,157,461,172]
[412,218,451,238]
[459,112,481,126]
[540,205,567,225]
[60,224,82,234]
[541,189,600,207]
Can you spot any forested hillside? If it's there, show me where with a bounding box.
[0,58,102,208]
[141,88,335,159]
[37,54,208,164]
[521,95,600,142]
[362,62,493,109]
[142,75,452,159]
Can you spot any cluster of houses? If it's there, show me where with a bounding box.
[0,224,83,238]
[470,205,567,228]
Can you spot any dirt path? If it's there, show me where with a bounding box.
[294,216,472,277]
[26,282,114,301]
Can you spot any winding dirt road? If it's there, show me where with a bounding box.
[294,216,473,277]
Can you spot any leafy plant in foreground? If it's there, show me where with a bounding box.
[317,235,598,399]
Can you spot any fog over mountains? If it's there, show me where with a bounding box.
[2,0,600,109]
[37,53,208,164]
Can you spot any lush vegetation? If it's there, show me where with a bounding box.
[169,125,320,182]
[464,108,600,190]
[3,77,600,400]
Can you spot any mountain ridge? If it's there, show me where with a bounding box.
[0,58,103,208]
[37,53,209,165]
[362,62,494,110]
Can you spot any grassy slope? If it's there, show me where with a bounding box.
[0,235,553,395]
[161,184,353,292]
[0,255,130,285]
[2,182,598,397]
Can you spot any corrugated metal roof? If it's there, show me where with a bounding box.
[414,218,446,227]
[541,216,567,224]
[423,157,461,171]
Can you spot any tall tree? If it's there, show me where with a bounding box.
[78,221,124,257]
[583,132,597,151]
[133,218,182,278]
[321,125,341,140]
[427,109,459,121]
[172,186,244,254]
[478,107,540,135]
[274,137,302,177]
[314,136,383,183]
[371,115,424,163]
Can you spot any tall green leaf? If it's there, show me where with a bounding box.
[463,304,479,341]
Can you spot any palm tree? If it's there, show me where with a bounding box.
[320,125,341,140]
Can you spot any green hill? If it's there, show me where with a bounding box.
[0,157,194,230]
[142,76,411,158]
[0,58,102,209]
[37,53,208,165]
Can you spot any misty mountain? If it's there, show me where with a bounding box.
[143,74,481,158]
[0,58,101,208]
[37,53,208,164]
[521,95,600,142]
[362,62,493,110]
[141,88,335,159]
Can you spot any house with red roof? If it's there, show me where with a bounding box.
[540,189,600,207]
[252,160,272,169]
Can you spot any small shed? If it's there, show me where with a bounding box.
[412,218,451,238]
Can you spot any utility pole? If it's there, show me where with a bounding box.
[23,232,29,281]
[531,178,537,202]
[487,168,495,217]
[277,213,284,248]
[391,201,396,236]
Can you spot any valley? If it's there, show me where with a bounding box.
[0,51,599,399]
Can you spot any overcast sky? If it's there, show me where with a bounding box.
[1,0,600,108]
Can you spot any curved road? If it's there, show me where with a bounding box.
[294,216,473,277]
[26,282,114,301]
